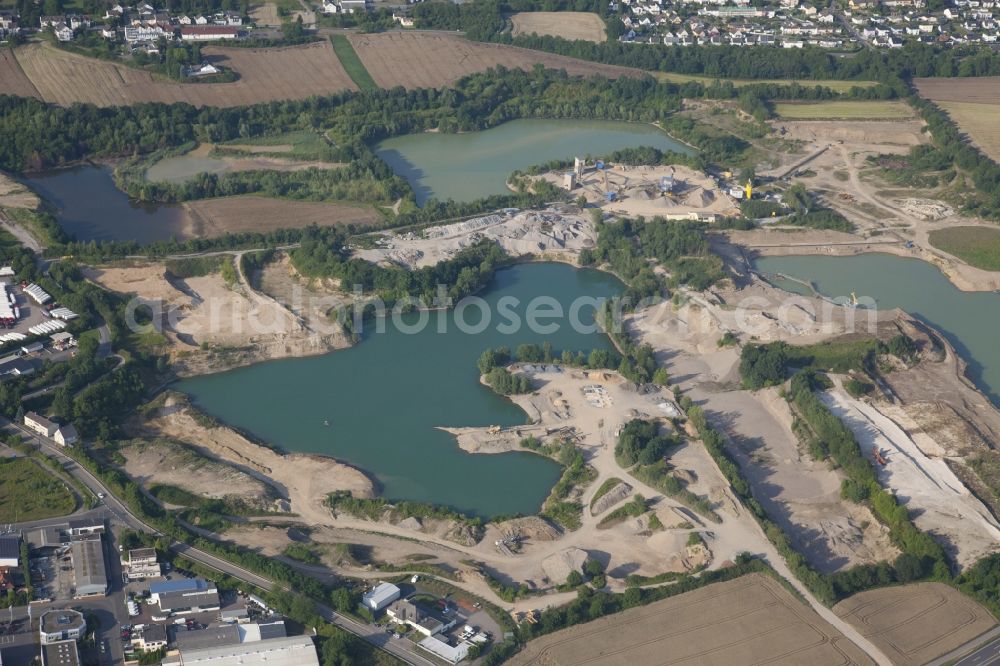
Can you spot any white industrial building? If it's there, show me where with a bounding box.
[150,578,221,615]
[362,582,400,611]
[126,547,161,579]
[161,635,320,666]
[39,610,86,644]
[71,534,108,597]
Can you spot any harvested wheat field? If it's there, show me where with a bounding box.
[510,12,607,42]
[184,196,381,237]
[249,2,281,26]
[509,573,875,666]
[0,48,40,99]
[938,101,1000,162]
[347,32,641,90]
[11,41,355,107]
[914,76,1000,104]
[834,583,996,666]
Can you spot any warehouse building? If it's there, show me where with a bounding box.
[362,582,400,612]
[162,635,319,666]
[151,578,220,615]
[41,640,80,666]
[71,534,108,597]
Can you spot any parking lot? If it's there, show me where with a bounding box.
[30,550,76,600]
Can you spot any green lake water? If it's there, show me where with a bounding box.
[177,263,623,517]
[756,253,1000,406]
[375,119,694,206]
[145,154,232,183]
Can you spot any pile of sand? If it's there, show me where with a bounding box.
[542,547,588,584]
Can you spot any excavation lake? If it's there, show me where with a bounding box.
[375,119,694,206]
[178,263,624,517]
[24,164,187,244]
[756,253,1000,406]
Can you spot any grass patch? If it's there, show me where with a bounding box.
[217,130,335,160]
[929,226,1000,271]
[653,72,877,93]
[0,457,76,522]
[165,256,224,278]
[774,101,913,120]
[597,494,647,529]
[283,542,322,565]
[330,35,377,90]
[938,101,1000,163]
[589,477,624,511]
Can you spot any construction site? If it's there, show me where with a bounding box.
[536,160,738,220]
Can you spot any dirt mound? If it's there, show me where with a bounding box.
[682,187,716,207]
[120,438,274,509]
[542,547,588,584]
[590,482,633,516]
[493,516,561,541]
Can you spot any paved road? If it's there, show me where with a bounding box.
[4,417,431,666]
[956,638,1000,666]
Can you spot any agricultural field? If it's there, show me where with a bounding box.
[0,457,76,523]
[913,77,1000,161]
[937,102,1000,162]
[654,71,878,92]
[0,48,40,99]
[834,583,997,666]
[5,41,356,107]
[329,35,377,90]
[509,574,875,665]
[774,101,914,120]
[929,226,1000,271]
[184,196,381,237]
[347,32,641,90]
[913,75,1000,103]
[510,11,607,43]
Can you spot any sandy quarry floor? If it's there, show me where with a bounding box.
[834,582,997,666]
[510,573,876,666]
[626,296,899,573]
[822,384,1000,569]
[355,206,596,269]
[119,438,275,508]
[84,259,350,375]
[536,163,738,220]
[739,118,1000,292]
[128,393,375,521]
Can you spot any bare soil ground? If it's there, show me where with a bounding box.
[509,573,876,666]
[355,206,596,269]
[0,171,39,209]
[11,41,355,107]
[627,298,899,573]
[128,393,375,518]
[249,2,281,26]
[823,382,1000,569]
[347,32,641,90]
[119,437,276,508]
[184,196,380,238]
[510,12,607,42]
[748,118,1000,293]
[83,260,350,375]
[834,582,997,666]
[535,163,738,220]
[0,48,39,99]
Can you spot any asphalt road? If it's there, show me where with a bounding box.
[4,417,435,666]
[954,636,1000,666]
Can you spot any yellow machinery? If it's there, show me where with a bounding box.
[744,180,753,200]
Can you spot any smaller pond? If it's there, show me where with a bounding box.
[375,119,694,206]
[24,164,187,244]
[145,154,232,184]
